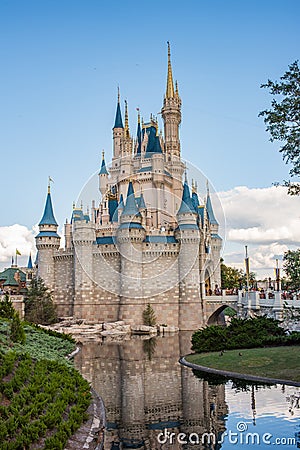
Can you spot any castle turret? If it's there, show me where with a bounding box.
[26,253,34,281]
[64,218,72,250]
[113,88,124,159]
[35,181,60,289]
[119,101,133,179]
[161,42,182,159]
[135,110,142,156]
[175,178,204,329]
[117,181,146,324]
[99,150,109,197]
[206,182,222,290]
[72,213,96,320]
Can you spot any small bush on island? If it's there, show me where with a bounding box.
[143,303,157,326]
[191,316,300,353]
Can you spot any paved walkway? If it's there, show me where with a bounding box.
[64,388,106,450]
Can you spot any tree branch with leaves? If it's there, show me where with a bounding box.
[259,60,300,194]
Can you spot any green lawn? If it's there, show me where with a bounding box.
[186,346,300,382]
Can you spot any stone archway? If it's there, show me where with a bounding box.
[207,305,238,326]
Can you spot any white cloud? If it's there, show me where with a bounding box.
[0,224,37,269]
[218,185,300,278]
[219,185,300,245]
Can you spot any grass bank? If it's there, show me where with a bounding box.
[186,346,300,382]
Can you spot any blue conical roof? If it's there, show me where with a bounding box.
[192,191,200,211]
[99,156,109,175]
[206,192,218,225]
[144,126,162,157]
[122,181,141,217]
[27,253,33,269]
[138,192,146,209]
[39,191,58,226]
[109,197,118,222]
[136,120,142,155]
[118,193,124,209]
[114,100,123,129]
[177,182,194,215]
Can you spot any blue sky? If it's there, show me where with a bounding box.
[1,0,300,276]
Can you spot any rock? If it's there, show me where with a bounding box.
[101,330,127,336]
[158,325,179,334]
[131,325,157,334]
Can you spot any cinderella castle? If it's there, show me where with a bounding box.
[35,44,222,330]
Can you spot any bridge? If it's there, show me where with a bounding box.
[205,290,300,325]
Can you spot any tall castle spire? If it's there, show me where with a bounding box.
[114,87,123,129]
[124,100,130,138]
[113,88,124,159]
[166,41,175,98]
[161,42,182,159]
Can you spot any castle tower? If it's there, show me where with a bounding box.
[35,181,60,289]
[72,214,96,320]
[117,181,146,324]
[64,218,72,250]
[112,88,124,160]
[119,100,133,179]
[135,110,142,156]
[161,42,182,159]
[206,183,222,290]
[26,253,34,281]
[99,150,109,197]
[175,179,204,329]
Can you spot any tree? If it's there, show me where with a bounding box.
[25,277,57,325]
[221,262,243,289]
[259,61,300,195]
[0,293,16,319]
[142,303,157,327]
[221,260,256,290]
[283,249,300,291]
[10,312,26,344]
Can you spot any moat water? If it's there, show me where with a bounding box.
[74,333,300,449]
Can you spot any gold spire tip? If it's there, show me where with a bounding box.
[166,41,175,98]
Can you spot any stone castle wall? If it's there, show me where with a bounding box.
[50,238,209,328]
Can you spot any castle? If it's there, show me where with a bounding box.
[35,44,222,330]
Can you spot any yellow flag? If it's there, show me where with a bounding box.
[16,249,21,256]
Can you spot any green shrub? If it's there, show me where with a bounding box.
[0,294,15,319]
[10,312,26,344]
[143,303,157,326]
[191,316,298,353]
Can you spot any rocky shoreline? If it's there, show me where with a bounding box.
[42,317,179,342]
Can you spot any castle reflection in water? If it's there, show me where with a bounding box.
[74,333,228,450]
